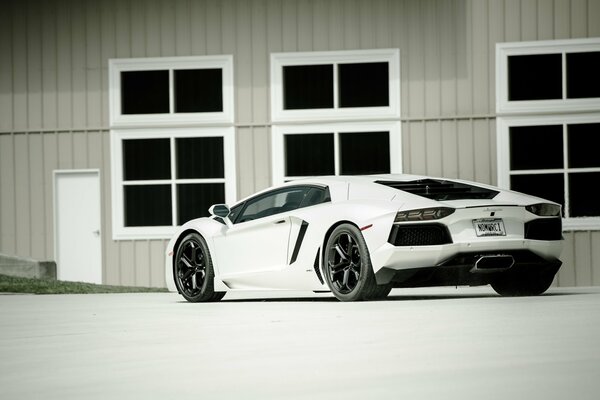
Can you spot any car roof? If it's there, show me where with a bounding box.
[232,174,556,209]
[234,175,409,205]
[281,174,431,187]
[279,174,508,204]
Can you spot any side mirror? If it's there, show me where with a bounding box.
[209,204,231,218]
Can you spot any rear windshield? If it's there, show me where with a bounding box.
[376,179,498,201]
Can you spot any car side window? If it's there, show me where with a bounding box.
[299,187,331,208]
[236,187,309,223]
[228,203,244,223]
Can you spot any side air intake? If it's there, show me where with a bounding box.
[313,249,324,284]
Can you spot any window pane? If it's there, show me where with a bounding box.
[123,139,171,181]
[339,62,389,108]
[124,185,172,226]
[508,54,562,101]
[568,123,600,168]
[238,187,308,223]
[121,70,169,114]
[174,69,223,113]
[510,174,564,210]
[509,125,563,170]
[177,183,225,224]
[340,131,390,175]
[229,203,244,224]
[569,172,600,217]
[299,187,331,208]
[285,134,335,176]
[176,137,224,179]
[567,51,600,99]
[283,65,333,109]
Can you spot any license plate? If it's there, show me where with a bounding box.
[473,218,506,237]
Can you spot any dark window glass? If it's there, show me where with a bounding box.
[177,183,225,225]
[121,70,169,114]
[299,187,331,208]
[509,125,563,170]
[124,185,172,226]
[123,139,171,181]
[569,172,600,217]
[283,65,334,109]
[174,69,223,113]
[340,131,390,175]
[176,137,224,179]
[229,203,244,224]
[285,134,335,176]
[238,187,309,223]
[339,62,389,108]
[567,51,600,99]
[568,123,600,168]
[508,54,562,101]
[510,174,565,210]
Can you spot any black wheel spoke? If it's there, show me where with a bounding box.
[334,244,348,261]
[328,268,340,281]
[329,260,346,271]
[351,265,360,281]
[190,243,198,264]
[181,253,194,269]
[345,235,354,257]
[342,269,350,289]
[181,269,195,281]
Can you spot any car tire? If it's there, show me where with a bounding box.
[174,232,225,302]
[491,269,555,297]
[323,223,392,302]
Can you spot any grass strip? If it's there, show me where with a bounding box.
[0,274,168,295]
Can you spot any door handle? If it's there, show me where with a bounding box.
[92,230,100,236]
[274,220,286,224]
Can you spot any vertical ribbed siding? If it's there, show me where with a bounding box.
[2,0,598,177]
[0,130,169,287]
[0,0,599,287]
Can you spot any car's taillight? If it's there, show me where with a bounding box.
[394,207,455,222]
[525,203,561,217]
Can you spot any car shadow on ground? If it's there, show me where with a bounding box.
[204,290,583,304]
[385,291,581,302]
[173,288,590,304]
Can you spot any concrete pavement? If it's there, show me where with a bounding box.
[1,286,600,399]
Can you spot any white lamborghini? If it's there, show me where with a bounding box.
[165,174,563,302]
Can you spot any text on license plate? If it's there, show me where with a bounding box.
[473,218,506,237]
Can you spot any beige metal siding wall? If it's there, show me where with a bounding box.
[0,0,599,287]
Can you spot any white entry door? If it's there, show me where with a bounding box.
[54,170,102,283]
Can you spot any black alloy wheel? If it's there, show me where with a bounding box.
[324,223,391,301]
[328,231,362,294]
[174,232,225,302]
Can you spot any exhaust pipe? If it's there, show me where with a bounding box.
[471,254,515,273]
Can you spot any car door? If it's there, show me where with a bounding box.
[213,186,309,278]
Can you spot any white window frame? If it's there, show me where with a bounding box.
[109,55,234,128]
[270,49,400,123]
[497,113,600,230]
[110,127,237,240]
[496,38,600,115]
[271,121,402,185]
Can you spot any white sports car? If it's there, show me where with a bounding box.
[165,174,563,302]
